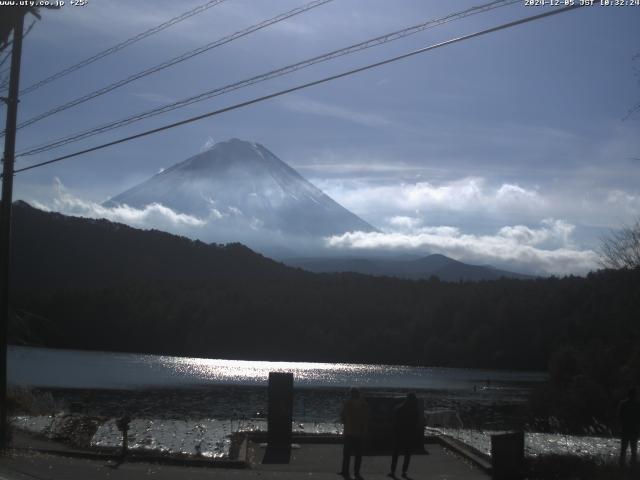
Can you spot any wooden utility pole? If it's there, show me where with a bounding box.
[0,7,25,450]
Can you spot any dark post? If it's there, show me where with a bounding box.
[267,372,293,446]
[116,415,131,460]
[491,431,525,480]
[0,8,25,450]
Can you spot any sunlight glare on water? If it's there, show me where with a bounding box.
[161,355,390,386]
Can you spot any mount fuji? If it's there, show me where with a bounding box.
[104,138,376,248]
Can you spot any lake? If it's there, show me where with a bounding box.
[9,345,546,391]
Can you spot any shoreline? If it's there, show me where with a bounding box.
[10,381,618,464]
[15,383,534,427]
[9,382,534,459]
[11,415,623,469]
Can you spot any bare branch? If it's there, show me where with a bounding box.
[599,218,640,269]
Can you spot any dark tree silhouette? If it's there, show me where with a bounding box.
[599,218,640,269]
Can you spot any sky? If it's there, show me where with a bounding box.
[3,0,640,276]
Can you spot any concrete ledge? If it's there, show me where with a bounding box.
[237,436,248,465]
[437,435,492,473]
[12,444,249,469]
[13,429,491,473]
[11,429,250,469]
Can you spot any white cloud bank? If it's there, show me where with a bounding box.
[34,179,209,232]
[319,177,546,218]
[316,175,640,234]
[325,218,600,276]
[32,179,602,276]
[30,179,320,251]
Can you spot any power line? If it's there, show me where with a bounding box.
[0,53,11,72]
[11,4,585,176]
[6,0,334,136]
[17,0,520,157]
[4,0,228,96]
[0,20,35,73]
[20,19,36,42]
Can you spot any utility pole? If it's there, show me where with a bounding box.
[0,7,25,450]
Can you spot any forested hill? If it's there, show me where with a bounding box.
[8,201,640,373]
[10,201,296,290]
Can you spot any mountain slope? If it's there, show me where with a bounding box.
[10,201,296,291]
[283,254,533,281]
[104,138,376,238]
[10,201,528,293]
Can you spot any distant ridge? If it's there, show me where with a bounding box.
[283,254,533,281]
[9,201,529,288]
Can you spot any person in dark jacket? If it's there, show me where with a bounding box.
[388,393,420,478]
[619,387,640,467]
[340,387,368,479]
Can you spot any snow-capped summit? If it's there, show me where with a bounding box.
[104,138,376,238]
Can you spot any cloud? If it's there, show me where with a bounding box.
[325,219,599,276]
[35,179,209,231]
[288,147,443,181]
[496,184,541,205]
[497,219,576,249]
[280,96,393,128]
[606,190,640,216]
[316,174,640,235]
[320,177,545,218]
[30,179,324,252]
[200,136,217,152]
[388,216,423,230]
